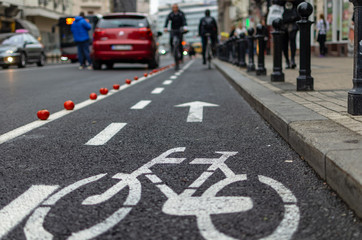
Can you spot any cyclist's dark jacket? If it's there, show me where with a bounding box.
[199,16,218,37]
[164,10,187,30]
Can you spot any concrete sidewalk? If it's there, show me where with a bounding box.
[213,55,362,218]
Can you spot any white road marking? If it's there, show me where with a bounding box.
[0,64,73,75]
[0,185,59,239]
[258,175,299,240]
[85,123,127,146]
[24,173,140,240]
[258,175,297,203]
[175,101,219,122]
[130,100,151,109]
[43,174,107,205]
[24,207,53,240]
[163,80,173,85]
[15,145,299,240]
[151,87,164,94]
[0,68,168,145]
[170,76,177,79]
[145,174,163,184]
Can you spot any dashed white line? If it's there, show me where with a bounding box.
[131,100,152,110]
[170,76,177,79]
[151,87,165,94]
[0,67,167,145]
[163,80,173,85]
[0,185,59,239]
[85,123,127,146]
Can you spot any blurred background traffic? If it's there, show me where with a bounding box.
[0,0,355,68]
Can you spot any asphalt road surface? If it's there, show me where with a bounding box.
[0,57,361,240]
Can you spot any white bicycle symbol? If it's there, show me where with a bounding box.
[24,148,300,240]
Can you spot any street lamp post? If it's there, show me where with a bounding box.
[348,0,362,115]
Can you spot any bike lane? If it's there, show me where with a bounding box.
[0,60,361,240]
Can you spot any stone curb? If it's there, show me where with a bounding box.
[214,59,362,218]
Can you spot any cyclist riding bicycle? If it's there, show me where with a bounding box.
[199,9,218,65]
[164,4,187,62]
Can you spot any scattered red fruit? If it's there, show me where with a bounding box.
[64,100,75,110]
[144,73,148,77]
[100,88,108,95]
[90,93,97,100]
[113,84,120,90]
[37,109,50,120]
[134,76,138,80]
[125,79,132,84]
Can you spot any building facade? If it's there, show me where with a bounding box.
[72,0,110,15]
[111,0,136,12]
[157,1,218,48]
[137,0,150,14]
[218,0,249,36]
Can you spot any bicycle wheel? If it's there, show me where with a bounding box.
[173,38,180,70]
[207,43,212,69]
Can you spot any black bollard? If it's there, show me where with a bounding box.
[247,28,256,72]
[296,2,314,91]
[271,18,285,82]
[238,33,247,68]
[256,24,267,76]
[232,37,238,65]
[348,0,362,115]
[228,39,233,63]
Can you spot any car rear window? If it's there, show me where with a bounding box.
[98,16,149,29]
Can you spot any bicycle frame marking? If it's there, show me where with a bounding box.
[19,147,299,240]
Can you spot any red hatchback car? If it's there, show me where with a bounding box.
[92,13,161,70]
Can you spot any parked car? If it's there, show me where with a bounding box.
[0,30,45,69]
[92,13,161,70]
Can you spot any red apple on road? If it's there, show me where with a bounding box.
[125,79,132,84]
[113,84,120,90]
[100,88,108,95]
[144,73,148,77]
[37,109,50,120]
[64,100,75,110]
[134,76,138,80]
[90,93,97,100]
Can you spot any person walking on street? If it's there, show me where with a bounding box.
[71,12,92,69]
[281,0,303,69]
[317,13,329,57]
[199,9,218,65]
[164,4,187,62]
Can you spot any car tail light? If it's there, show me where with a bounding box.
[138,27,153,38]
[93,29,105,41]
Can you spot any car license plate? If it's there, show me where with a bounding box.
[112,45,132,50]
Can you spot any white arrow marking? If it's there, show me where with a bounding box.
[175,101,219,122]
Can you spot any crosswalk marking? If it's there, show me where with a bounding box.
[131,100,152,110]
[85,123,127,146]
[151,88,165,94]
